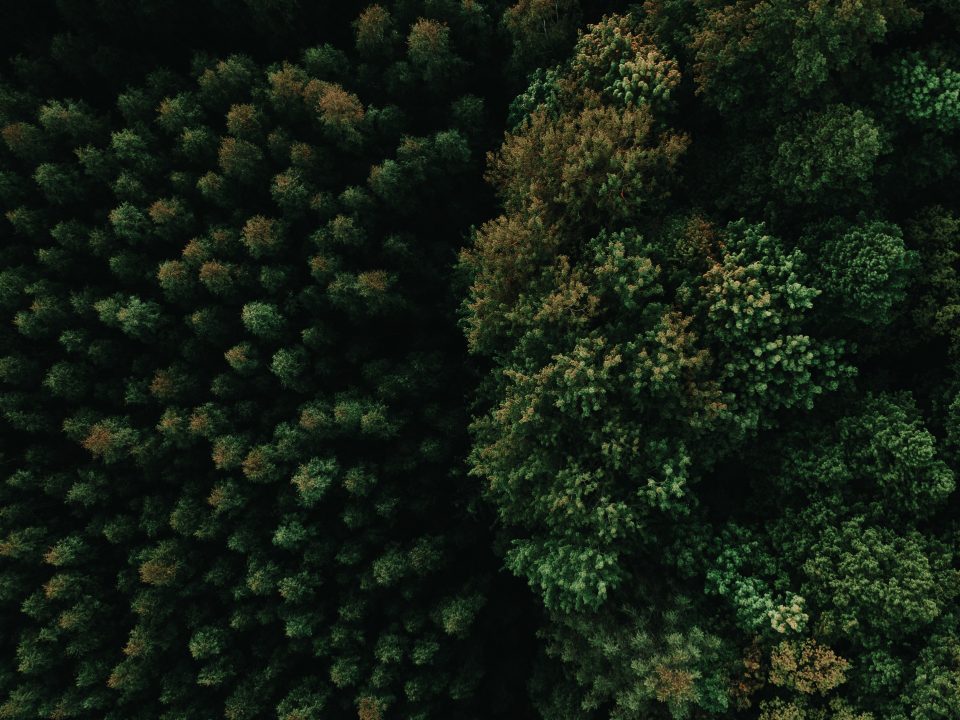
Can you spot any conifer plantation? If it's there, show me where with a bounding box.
[1,2,959,719]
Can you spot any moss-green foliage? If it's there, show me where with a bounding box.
[460,3,960,719]
[885,49,960,133]
[806,218,917,327]
[502,0,583,76]
[687,0,921,112]
[907,207,960,356]
[2,2,960,719]
[771,105,884,207]
[0,3,534,719]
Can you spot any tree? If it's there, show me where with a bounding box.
[0,3,536,718]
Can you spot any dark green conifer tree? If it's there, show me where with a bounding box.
[0,3,535,719]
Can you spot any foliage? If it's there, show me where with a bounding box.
[460,2,960,717]
[2,1,960,719]
[0,3,533,719]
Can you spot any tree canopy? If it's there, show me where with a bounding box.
[2,2,959,719]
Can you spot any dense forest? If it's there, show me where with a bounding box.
[1,1,958,718]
